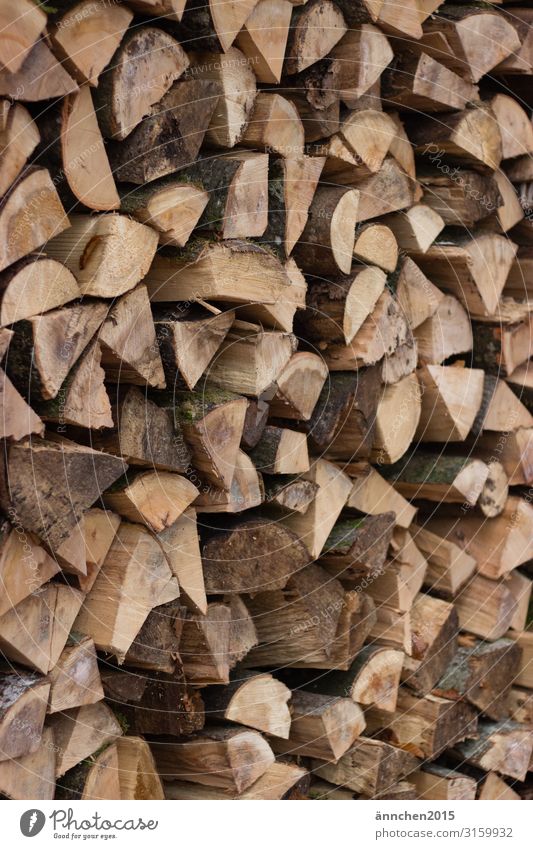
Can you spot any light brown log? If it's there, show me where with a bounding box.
[203,671,291,737]
[74,521,179,661]
[249,426,309,474]
[414,295,472,364]
[0,0,46,73]
[451,721,532,782]
[0,520,58,617]
[0,101,40,196]
[347,465,417,529]
[489,93,533,160]
[50,702,122,779]
[383,50,478,112]
[0,367,44,440]
[377,0,422,39]
[320,109,397,181]
[329,24,393,106]
[156,509,206,615]
[179,602,232,685]
[402,594,459,696]
[479,773,521,801]
[236,0,293,83]
[414,523,476,597]
[194,449,263,514]
[121,179,208,248]
[165,761,307,800]
[269,352,328,420]
[312,737,419,797]
[409,764,476,801]
[0,39,78,102]
[47,636,104,714]
[416,365,484,442]
[116,736,165,800]
[410,104,502,171]
[241,92,304,157]
[383,452,489,507]
[372,373,422,464]
[271,690,365,762]
[261,155,324,255]
[102,471,198,533]
[0,725,55,799]
[98,285,166,388]
[152,726,275,792]
[0,254,79,327]
[395,256,444,331]
[284,0,346,74]
[508,570,532,633]
[453,575,518,640]
[353,223,398,271]
[56,742,121,801]
[320,512,395,583]
[80,508,121,595]
[0,583,84,674]
[0,670,49,761]
[420,168,502,228]
[382,204,444,254]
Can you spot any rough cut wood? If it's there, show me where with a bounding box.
[382,452,489,507]
[102,471,198,533]
[0,254,79,327]
[116,736,165,800]
[414,294,472,364]
[0,39,78,102]
[165,761,307,800]
[402,594,459,696]
[56,743,121,801]
[416,365,484,442]
[0,0,46,73]
[312,737,419,796]
[0,521,58,617]
[271,690,365,762]
[284,0,347,74]
[203,671,291,737]
[347,465,417,529]
[269,352,328,421]
[414,524,476,597]
[152,726,275,791]
[236,0,293,83]
[0,670,49,761]
[0,367,44,440]
[50,702,122,779]
[383,50,477,112]
[47,636,104,715]
[0,726,55,800]
[353,224,398,271]
[320,512,395,582]
[206,323,296,395]
[409,104,502,171]
[0,101,40,196]
[201,518,310,595]
[241,92,304,158]
[409,764,476,801]
[262,155,324,255]
[194,449,263,514]
[372,372,422,464]
[249,426,308,474]
[453,575,518,641]
[451,721,533,782]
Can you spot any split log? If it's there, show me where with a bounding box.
[98,285,166,388]
[152,726,275,792]
[179,602,232,685]
[409,764,476,801]
[236,0,293,83]
[312,737,419,797]
[56,743,120,801]
[409,104,502,171]
[102,471,198,533]
[165,761,307,800]
[382,204,444,254]
[0,255,79,328]
[241,92,304,158]
[49,1,133,87]
[454,575,517,641]
[473,374,533,434]
[0,670,49,761]
[201,518,310,595]
[402,594,459,696]
[203,671,291,737]
[93,386,191,472]
[414,294,472,365]
[80,508,121,595]
[269,352,328,421]
[420,168,502,228]
[261,155,324,256]
[248,426,309,473]
[420,9,520,83]
[181,0,259,53]
[346,465,417,529]
[383,50,478,112]
[122,598,182,674]
[74,521,179,660]
[414,524,476,597]
[353,223,398,271]
[0,583,84,674]
[38,85,120,212]
[271,690,365,762]
[0,520,58,617]
[146,240,299,333]
[434,638,521,720]
[507,571,532,633]
[108,76,219,184]
[320,512,395,582]
[382,452,489,507]
[369,604,411,655]
[205,323,296,395]
[510,631,533,689]
[263,474,318,514]
[0,0,46,73]
[194,449,263,514]
[0,101,40,196]
[0,726,55,800]
[1,437,125,549]
[451,721,533,782]
[102,666,204,736]
[479,773,521,801]
[416,365,484,442]
[281,459,352,558]
[0,368,44,440]
[292,186,359,276]
[94,28,189,140]
[284,0,347,74]
[6,300,107,400]
[47,636,104,714]
[394,256,443,331]
[481,169,524,233]
[154,305,234,391]
[189,48,256,149]
[508,687,533,725]
[300,267,386,346]
[472,312,533,378]
[157,509,206,615]
[377,0,423,39]
[45,214,157,298]
[319,109,397,182]
[367,691,478,759]
[50,702,122,779]
[505,247,533,298]
[372,372,422,464]
[0,168,69,273]
[115,737,164,800]
[0,39,78,102]
[174,387,247,489]
[329,24,393,106]
[120,179,208,248]
[350,158,414,220]
[425,497,533,580]
[489,93,533,161]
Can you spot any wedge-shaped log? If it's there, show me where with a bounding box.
[0,670,49,761]
[414,294,472,364]
[194,450,263,514]
[165,761,307,801]
[409,104,502,170]
[0,521,58,617]
[269,352,328,421]
[372,373,421,464]
[409,764,476,801]
[181,1,259,53]
[451,721,533,783]
[383,50,478,112]
[50,703,122,779]
[454,575,517,641]
[203,671,291,738]
[320,513,395,582]
[1,437,125,549]
[0,726,55,800]
[179,602,233,685]
[74,522,179,660]
[416,365,484,442]
[206,323,296,396]
[153,726,275,793]
[0,101,40,196]
[56,743,121,801]
[201,518,310,595]
[261,155,324,255]
[346,465,417,529]
[382,452,489,506]
[402,594,458,696]
[236,0,293,84]
[0,40,77,102]
[0,255,79,329]
[241,92,304,158]
[420,169,502,228]
[312,737,419,797]
[284,0,346,74]
[116,737,165,800]
[0,583,84,674]
[102,471,198,533]
[249,426,309,474]
[271,690,365,762]
[47,636,104,715]
[415,523,476,598]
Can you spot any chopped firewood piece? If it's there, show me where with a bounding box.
[416,365,484,442]
[420,169,502,228]
[414,524,476,598]
[236,0,293,83]
[372,373,422,464]
[0,368,44,440]
[329,24,393,106]
[451,721,533,782]
[409,764,476,801]
[414,294,472,364]
[353,223,398,272]
[0,255,79,327]
[284,0,347,75]
[472,313,533,378]
[80,508,121,595]
[249,426,309,474]
[74,522,179,660]
[271,690,365,762]
[0,40,78,101]
[320,513,395,582]
[202,517,309,595]
[203,671,291,737]
[50,703,122,779]
[116,737,164,800]
[195,449,263,514]
[269,352,328,421]
[263,474,318,514]
[0,520,58,617]
[155,306,234,390]
[47,636,104,714]
[0,0,46,73]
[165,761,307,800]
[56,743,120,801]
[312,737,419,797]
[152,726,275,792]
[382,204,444,254]
[346,465,417,529]
[382,452,489,506]
[102,471,198,533]
[0,726,55,800]
[261,155,324,255]
[402,594,459,696]
[206,323,296,396]
[383,51,478,112]
[409,104,502,171]
[454,575,517,641]
[241,92,304,157]
[0,670,49,761]
[0,101,40,196]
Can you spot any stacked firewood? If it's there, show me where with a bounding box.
[0,0,532,802]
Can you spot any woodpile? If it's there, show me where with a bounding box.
[0,0,532,803]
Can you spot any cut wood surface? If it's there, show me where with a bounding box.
[0,0,532,804]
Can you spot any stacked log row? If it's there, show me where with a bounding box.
[0,0,532,802]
